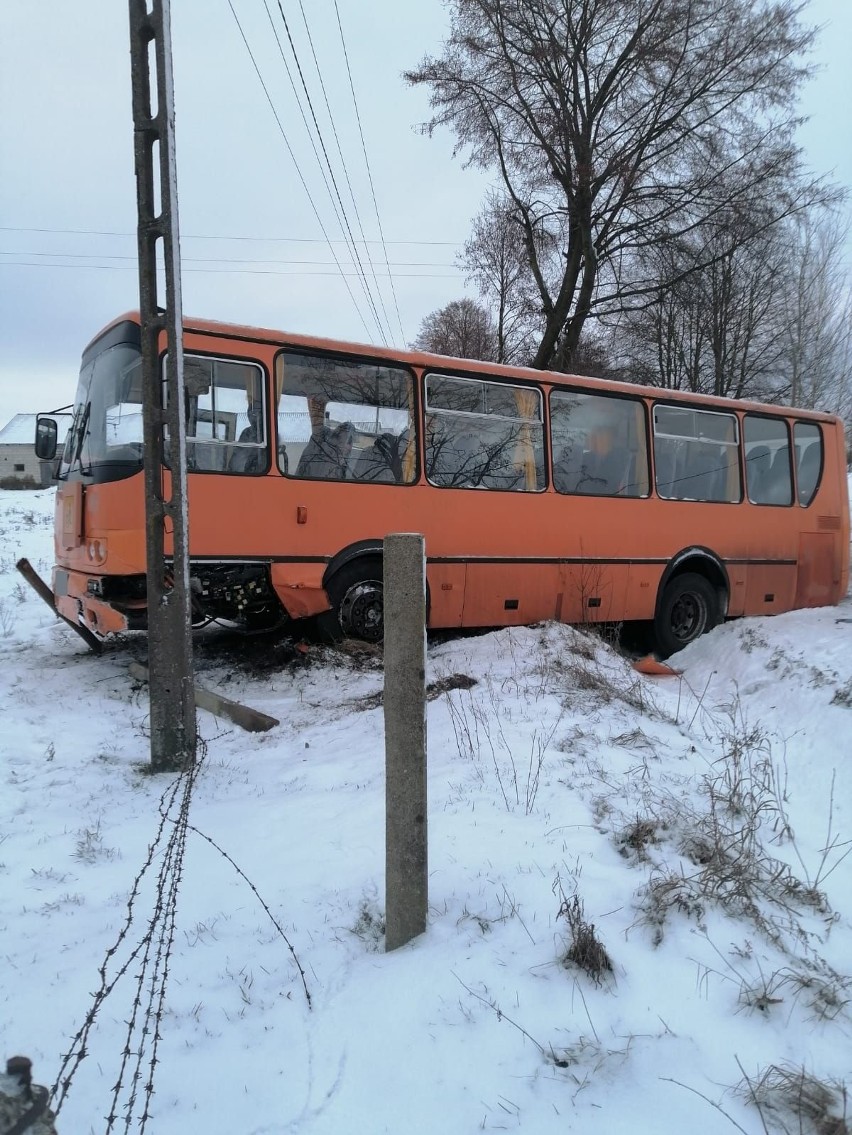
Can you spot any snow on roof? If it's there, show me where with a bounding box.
[0,413,38,445]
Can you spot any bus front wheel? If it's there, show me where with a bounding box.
[327,557,384,642]
[654,573,718,658]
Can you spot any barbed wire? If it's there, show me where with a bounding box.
[48,737,309,1131]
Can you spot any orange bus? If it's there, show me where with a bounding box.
[35,312,849,656]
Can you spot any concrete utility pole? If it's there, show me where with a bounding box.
[128,0,196,770]
[384,534,428,950]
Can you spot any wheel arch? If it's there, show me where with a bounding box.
[655,546,730,621]
[322,539,384,589]
[321,538,431,632]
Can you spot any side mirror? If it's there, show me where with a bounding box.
[35,416,58,461]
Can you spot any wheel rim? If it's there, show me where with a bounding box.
[670,591,707,643]
[339,580,383,641]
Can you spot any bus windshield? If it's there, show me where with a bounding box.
[60,341,144,483]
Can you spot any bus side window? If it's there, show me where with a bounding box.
[794,422,823,506]
[277,351,416,484]
[178,354,267,475]
[654,405,739,502]
[425,373,544,492]
[744,415,792,505]
[552,390,649,498]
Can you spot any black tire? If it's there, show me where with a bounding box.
[654,572,718,658]
[325,557,384,642]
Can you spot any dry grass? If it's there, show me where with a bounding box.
[739,1063,849,1135]
[630,709,844,953]
[555,884,613,986]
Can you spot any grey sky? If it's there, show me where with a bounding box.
[1,0,850,427]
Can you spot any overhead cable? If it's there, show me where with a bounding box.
[226,0,375,341]
[263,0,389,343]
[294,0,399,345]
[333,0,407,345]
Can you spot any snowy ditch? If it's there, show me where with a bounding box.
[1,486,850,1134]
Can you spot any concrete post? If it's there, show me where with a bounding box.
[129,0,196,770]
[384,533,427,951]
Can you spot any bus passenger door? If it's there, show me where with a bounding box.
[427,562,466,628]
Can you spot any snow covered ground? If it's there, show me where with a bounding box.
[1,486,850,1135]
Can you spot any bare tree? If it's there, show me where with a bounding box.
[406,0,822,372]
[777,212,852,416]
[411,297,498,360]
[612,209,852,411]
[460,190,542,364]
[614,213,788,399]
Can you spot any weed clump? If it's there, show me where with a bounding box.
[739,1063,849,1135]
[555,885,613,986]
[617,816,661,860]
[351,899,386,952]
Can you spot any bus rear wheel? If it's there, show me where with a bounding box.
[327,558,384,642]
[654,572,718,658]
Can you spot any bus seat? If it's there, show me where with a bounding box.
[228,423,263,474]
[480,458,523,491]
[428,428,480,487]
[654,446,677,498]
[296,423,354,479]
[746,445,771,502]
[190,441,228,473]
[683,442,718,501]
[765,448,792,504]
[797,445,820,504]
[616,450,633,496]
[553,442,585,493]
[353,429,408,483]
[593,449,626,495]
[703,445,728,502]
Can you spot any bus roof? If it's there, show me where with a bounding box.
[89,311,842,425]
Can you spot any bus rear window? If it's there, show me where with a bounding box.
[653,405,740,502]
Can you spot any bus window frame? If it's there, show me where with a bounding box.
[652,402,742,504]
[423,370,547,493]
[742,412,794,508]
[275,346,420,486]
[793,420,824,507]
[165,348,271,477]
[548,385,651,499]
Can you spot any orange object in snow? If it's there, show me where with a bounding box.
[632,655,682,677]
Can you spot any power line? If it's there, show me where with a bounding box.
[294,0,399,344]
[0,260,460,278]
[0,249,460,268]
[0,225,461,246]
[264,0,391,344]
[333,0,407,345]
[225,0,375,341]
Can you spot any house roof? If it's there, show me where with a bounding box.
[0,414,38,445]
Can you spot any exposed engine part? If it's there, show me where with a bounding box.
[189,562,282,627]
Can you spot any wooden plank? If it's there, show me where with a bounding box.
[16,557,103,654]
[129,661,279,734]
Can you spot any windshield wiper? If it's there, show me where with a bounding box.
[70,401,92,474]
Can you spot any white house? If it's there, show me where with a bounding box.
[0,414,54,487]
